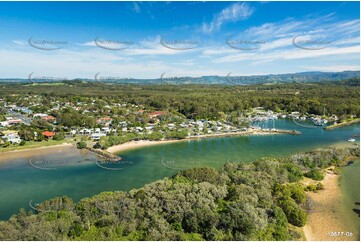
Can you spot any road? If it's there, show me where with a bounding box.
[5,109,33,125]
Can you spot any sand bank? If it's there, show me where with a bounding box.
[107,139,183,154]
[303,170,359,241]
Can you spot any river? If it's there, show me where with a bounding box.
[0,119,359,221]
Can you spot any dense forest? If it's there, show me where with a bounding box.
[0,147,358,240]
[0,78,359,120]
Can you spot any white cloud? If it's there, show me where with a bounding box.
[76,36,199,56]
[12,40,26,46]
[203,15,359,65]
[77,41,96,47]
[202,2,253,33]
[2,13,359,79]
[300,65,360,72]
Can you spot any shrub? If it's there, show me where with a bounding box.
[305,184,317,192]
[278,197,307,227]
[145,132,163,141]
[76,141,87,149]
[288,183,307,204]
[165,130,188,140]
[284,163,303,182]
[53,133,64,141]
[316,182,325,190]
[304,169,324,181]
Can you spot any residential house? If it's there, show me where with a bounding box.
[2,133,21,144]
[41,115,56,123]
[91,132,106,141]
[8,119,23,125]
[42,131,56,139]
[97,117,112,127]
[147,111,166,119]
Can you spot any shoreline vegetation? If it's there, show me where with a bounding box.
[0,140,72,153]
[324,118,360,130]
[0,147,358,240]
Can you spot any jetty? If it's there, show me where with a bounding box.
[324,118,360,130]
[85,147,121,161]
[187,129,301,140]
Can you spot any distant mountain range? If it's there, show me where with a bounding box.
[0,71,359,85]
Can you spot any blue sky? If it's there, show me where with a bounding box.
[0,1,359,79]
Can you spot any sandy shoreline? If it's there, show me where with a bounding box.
[106,129,294,154]
[106,139,185,153]
[303,169,359,241]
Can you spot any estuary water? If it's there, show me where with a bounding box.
[0,119,359,220]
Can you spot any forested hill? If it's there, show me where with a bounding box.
[0,70,359,84]
[0,147,358,241]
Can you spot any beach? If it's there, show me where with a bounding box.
[303,169,359,241]
[106,139,184,153]
[106,129,299,154]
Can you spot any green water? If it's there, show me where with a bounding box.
[339,159,360,239]
[0,119,359,221]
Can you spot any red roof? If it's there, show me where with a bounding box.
[42,131,55,137]
[147,111,166,117]
[41,115,55,121]
[98,117,112,121]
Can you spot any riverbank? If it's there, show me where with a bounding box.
[303,164,360,241]
[107,139,183,154]
[0,143,75,162]
[0,140,71,153]
[106,129,300,154]
[324,118,360,130]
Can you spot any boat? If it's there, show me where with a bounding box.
[348,138,356,142]
[314,120,323,126]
